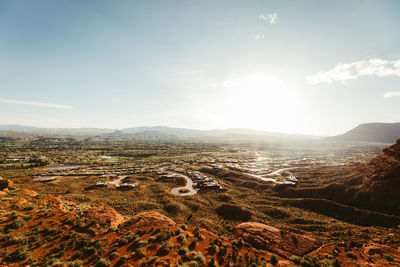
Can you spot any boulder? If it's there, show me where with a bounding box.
[86,205,125,227]
[121,211,175,229]
[19,189,39,198]
[235,222,319,257]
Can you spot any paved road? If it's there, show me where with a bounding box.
[171,174,197,196]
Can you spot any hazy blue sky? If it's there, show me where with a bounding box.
[1,0,400,135]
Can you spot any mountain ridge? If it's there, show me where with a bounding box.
[327,122,400,143]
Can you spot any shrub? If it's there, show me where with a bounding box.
[6,248,29,262]
[301,255,321,267]
[156,231,170,242]
[189,240,197,250]
[178,247,189,256]
[95,258,110,267]
[82,246,97,256]
[289,255,301,264]
[177,234,187,244]
[109,251,119,260]
[67,262,82,267]
[193,251,205,264]
[384,254,393,262]
[346,252,356,259]
[117,238,129,246]
[270,254,278,265]
[134,247,146,258]
[157,242,172,256]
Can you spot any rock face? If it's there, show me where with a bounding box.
[120,211,175,229]
[87,206,125,228]
[363,138,400,190]
[356,138,400,215]
[234,222,320,257]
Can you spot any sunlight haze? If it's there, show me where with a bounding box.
[1,0,400,135]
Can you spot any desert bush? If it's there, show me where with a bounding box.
[117,238,129,246]
[270,254,278,265]
[82,246,97,256]
[24,206,35,211]
[157,242,172,256]
[95,258,110,267]
[289,255,301,264]
[177,234,187,244]
[208,244,218,255]
[300,255,321,267]
[216,204,252,221]
[117,255,127,265]
[4,220,25,232]
[67,261,82,267]
[346,252,356,259]
[155,231,170,242]
[6,247,29,262]
[384,253,393,262]
[189,240,197,250]
[109,251,119,260]
[134,247,146,258]
[178,247,189,256]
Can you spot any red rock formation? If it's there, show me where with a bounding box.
[234,222,320,258]
[19,189,38,198]
[86,205,125,227]
[362,138,400,193]
[120,211,175,229]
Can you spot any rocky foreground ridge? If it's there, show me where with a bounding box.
[0,176,400,266]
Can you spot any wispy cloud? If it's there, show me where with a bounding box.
[0,98,75,109]
[306,58,400,84]
[259,13,277,24]
[384,91,400,98]
[253,33,265,41]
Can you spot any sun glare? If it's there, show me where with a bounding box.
[223,75,301,132]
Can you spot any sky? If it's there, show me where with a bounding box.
[1,0,400,136]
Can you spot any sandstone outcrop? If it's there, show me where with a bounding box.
[234,222,320,257]
[19,189,38,198]
[86,205,125,227]
[120,211,175,229]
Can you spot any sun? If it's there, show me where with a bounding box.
[222,75,301,132]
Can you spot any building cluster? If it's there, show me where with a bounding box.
[187,170,223,190]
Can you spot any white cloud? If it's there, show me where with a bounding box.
[253,33,265,40]
[306,58,400,84]
[259,13,277,24]
[0,98,75,109]
[384,91,400,98]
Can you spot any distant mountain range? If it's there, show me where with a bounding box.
[2,123,400,142]
[0,124,320,141]
[327,122,400,143]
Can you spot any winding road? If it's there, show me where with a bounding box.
[171,173,197,196]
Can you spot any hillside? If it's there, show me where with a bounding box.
[327,122,400,143]
[279,138,400,217]
[1,177,400,266]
